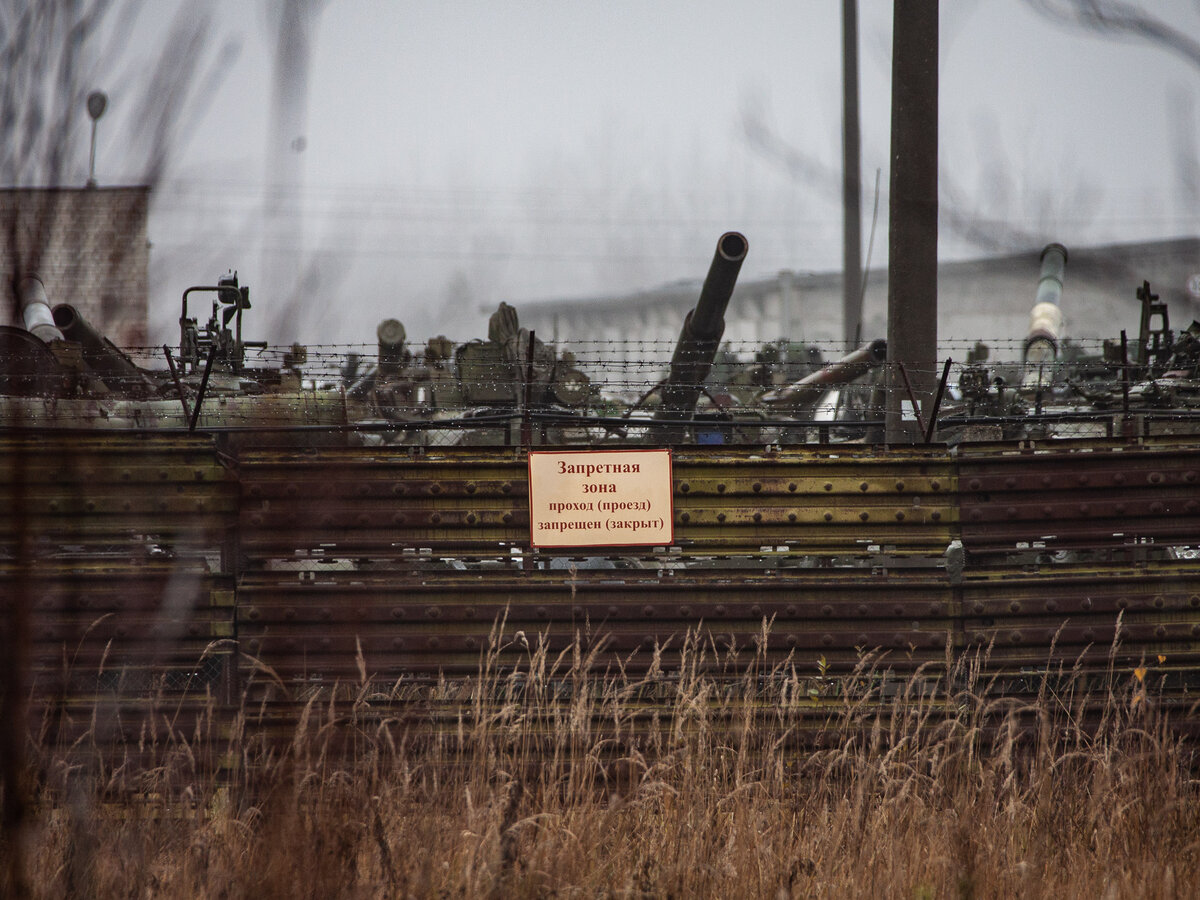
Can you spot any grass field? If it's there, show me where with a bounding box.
[3,625,1199,898]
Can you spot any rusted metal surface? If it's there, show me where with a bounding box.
[6,431,1200,761]
[0,434,238,552]
[956,438,1200,554]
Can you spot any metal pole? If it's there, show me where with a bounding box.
[885,0,939,443]
[841,0,863,350]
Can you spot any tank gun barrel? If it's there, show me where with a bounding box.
[760,339,887,408]
[52,303,155,396]
[1023,243,1068,368]
[17,275,65,343]
[655,232,748,430]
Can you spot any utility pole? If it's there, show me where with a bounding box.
[885,1,939,443]
[841,0,863,349]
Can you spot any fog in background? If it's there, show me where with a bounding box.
[7,0,1200,346]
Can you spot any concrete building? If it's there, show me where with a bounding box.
[516,239,1200,367]
[2,186,150,347]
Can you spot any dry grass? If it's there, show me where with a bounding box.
[5,623,1200,899]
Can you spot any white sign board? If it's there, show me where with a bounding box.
[528,449,674,548]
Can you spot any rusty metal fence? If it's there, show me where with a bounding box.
[5,432,1200,753]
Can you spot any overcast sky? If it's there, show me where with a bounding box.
[75,0,1200,345]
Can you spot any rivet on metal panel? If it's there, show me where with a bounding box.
[642,634,656,647]
[357,483,371,497]
[893,604,904,616]
[121,469,132,481]
[159,470,169,480]
[391,607,405,619]
[536,606,548,618]
[973,602,985,614]
[928,603,940,616]
[895,511,905,521]
[788,513,797,523]
[196,499,206,511]
[1156,625,1168,638]
[1081,597,1093,610]
[1009,601,1021,613]
[391,482,406,495]
[1192,623,1200,637]
[930,480,941,491]
[284,638,297,650]
[284,608,296,620]
[430,513,441,524]
[785,634,797,647]
[1045,600,1057,612]
[717,483,726,493]
[680,482,690,493]
[85,500,95,512]
[892,635,904,646]
[248,607,261,621]
[356,513,371,526]
[1150,502,1164,515]
[1185,471,1197,483]
[608,605,619,617]
[714,604,727,616]
[856,603,868,616]
[425,606,440,619]
[1113,472,1126,484]
[426,636,440,649]
[158,500,168,512]
[824,482,833,491]
[1078,503,1089,516]
[466,513,478,525]
[1153,595,1165,609]
[1082,628,1096,641]
[752,482,762,493]
[1008,630,1021,644]
[501,482,512,494]
[466,482,477,494]
[788,482,797,492]
[465,606,477,619]
[321,514,334,527]
[969,509,982,521]
[681,512,691,523]
[931,511,941,521]
[968,478,982,491]
[821,633,833,646]
[750,604,762,617]
[194,469,205,481]
[717,512,726,523]
[855,633,868,646]
[249,485,262,497]
[1042,506,1053,517]
[895,481,905,491]
[391,637,404,649]
[680,605,693,617]
[286,483,299,496]
[320,637,331,648]
[753,512,762,523]
[1116,598,1129,610]
[430,483,442,495]
[502,513,513,524]
[823,512,833,522]
[859,512,869,522]
[248,639,261,651]
[642,605,654,618]
[1190,595,1200,609]
[392,512,406,525]
[1006,506,1017,518]
[1004,477,1016,488]
[1115,503,1126,515]
[465,637,478,650]
[859,482,869,492]
[48,500,59,512]
[1186,501,1199,513]
[1149,472,1164,484]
